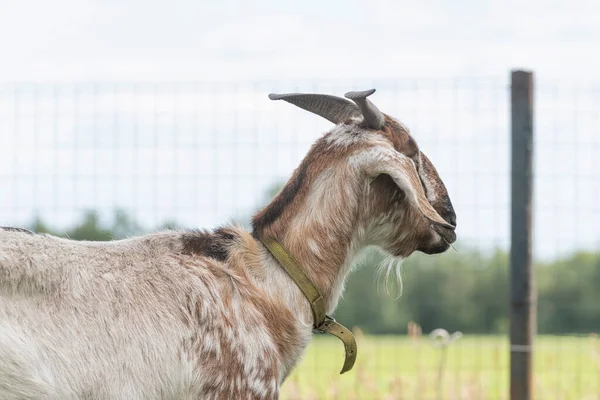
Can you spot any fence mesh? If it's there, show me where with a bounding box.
[1,78,598,399]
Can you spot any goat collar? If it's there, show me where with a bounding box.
[259,236,357,374]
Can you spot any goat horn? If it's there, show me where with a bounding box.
[268,93,361,125]
[344,89,385,130]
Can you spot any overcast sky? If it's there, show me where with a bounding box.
[1,0,599,82]
[0,0,598,260]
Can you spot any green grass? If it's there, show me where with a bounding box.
[280,332,600,400]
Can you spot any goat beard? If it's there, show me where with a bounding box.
[376,253,405,299]
[354,247,405,300]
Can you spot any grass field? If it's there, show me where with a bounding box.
[280,330,600,400]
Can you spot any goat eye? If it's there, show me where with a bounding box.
[407,151,418,159]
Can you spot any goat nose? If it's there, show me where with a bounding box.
[445,211,457,229]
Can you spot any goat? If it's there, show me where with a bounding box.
[0,89,456,400]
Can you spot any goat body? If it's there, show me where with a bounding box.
[1,228,307,400]
[0,90,457,399]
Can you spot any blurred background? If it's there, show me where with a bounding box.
[1,0,599,399]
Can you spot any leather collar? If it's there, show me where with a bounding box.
[259,236,357,374]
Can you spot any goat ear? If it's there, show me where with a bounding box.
[357,147,453,229]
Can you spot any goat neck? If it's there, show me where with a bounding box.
[252,134,373,314]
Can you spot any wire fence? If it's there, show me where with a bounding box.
[1,78,599,399]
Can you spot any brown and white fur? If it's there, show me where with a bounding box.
[0,107,456,399]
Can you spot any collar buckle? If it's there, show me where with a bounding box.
[314,315,336,334]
